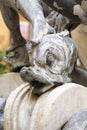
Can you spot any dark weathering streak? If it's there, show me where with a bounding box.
[43,0,84,23]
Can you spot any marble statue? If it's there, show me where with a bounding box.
[20,30,78,94]
[0,1,87,129]
[0,0,86,95]
[0,0,87,71]
[0,0,54,71]
[63,109,87,130]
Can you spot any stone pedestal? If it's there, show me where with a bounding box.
[4,83,87,130]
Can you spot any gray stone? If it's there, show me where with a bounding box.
[4,83,87,130]
[20,31,78,94]
[62,109,87,130]
[0,98,6,112]
[0,98,6,130]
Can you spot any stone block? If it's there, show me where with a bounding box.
[4,83,87,130]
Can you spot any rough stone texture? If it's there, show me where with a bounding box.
[0,73,24,98]
[4,83,87,130]
[62,108,87,130]
[0,98,6,130]
[0,98,6,111]
[20,31,78,94]
[0,113,3,130]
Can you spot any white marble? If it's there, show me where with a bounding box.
[4,83,87,130]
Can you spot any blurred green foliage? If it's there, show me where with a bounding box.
[0,50,9,74]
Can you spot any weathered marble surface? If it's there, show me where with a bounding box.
[0,0,54,71]
[4,83,87,130]
[62,109,87,130]
[20,31,78,94]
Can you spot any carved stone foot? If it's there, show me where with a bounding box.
[4,45,29,72]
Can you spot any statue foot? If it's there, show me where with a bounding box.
[20,66,54,95]
[4,45,29,72]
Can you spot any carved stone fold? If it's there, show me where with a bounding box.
[20,31,78,94]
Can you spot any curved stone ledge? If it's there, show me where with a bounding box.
[4,83,38,130]
[4,83,87,130]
